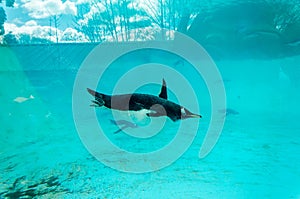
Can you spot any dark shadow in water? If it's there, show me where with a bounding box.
[110,119,138,134]
[0,175,69,199]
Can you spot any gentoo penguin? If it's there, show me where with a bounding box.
[87,79,201,122]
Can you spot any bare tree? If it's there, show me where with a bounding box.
[141,0,191,39]
[52,15,62,43]
[75,0,151,42]
[140,0,211,39]
[74,3,104,42]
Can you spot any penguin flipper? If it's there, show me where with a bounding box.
[113,126,129,134]
[113,128,123,134]
[146,109,162,117]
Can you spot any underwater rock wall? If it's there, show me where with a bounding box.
[186,1,300,60]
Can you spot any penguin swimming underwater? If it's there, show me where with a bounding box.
[87,79,202,122]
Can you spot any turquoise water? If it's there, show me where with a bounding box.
[1,49,300,198]
[1,0,300,198]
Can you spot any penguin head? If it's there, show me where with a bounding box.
[180,107,202,119]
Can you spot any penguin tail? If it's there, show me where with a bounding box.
[87,88,96,96]
[87,88,105,107]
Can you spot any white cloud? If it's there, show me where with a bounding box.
[4,21,60,41]
[74,0,91,5]
[21,0,77,19]
[4,23,18,34]
[4,21,88,43]
[64,1,77,15]
[25,20,38,26]
[11,18,24,26]
[14,2,20,8]
[71,0,117,5]
[77,3,106,26]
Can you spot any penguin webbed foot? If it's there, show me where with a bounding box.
[90,100,104,107]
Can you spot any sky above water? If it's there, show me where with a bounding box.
[3,0,89,42]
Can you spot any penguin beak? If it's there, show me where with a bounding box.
[188,113,202,118]
[181,107,202,119]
